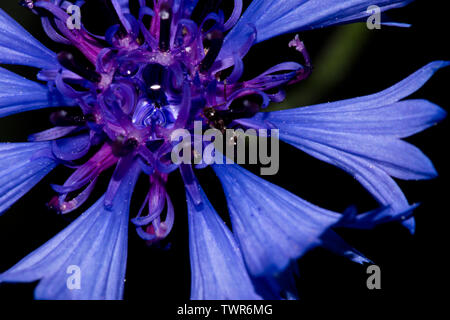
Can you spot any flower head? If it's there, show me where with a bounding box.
[0,0,447,300]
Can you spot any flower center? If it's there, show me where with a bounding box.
[25,0,311,240]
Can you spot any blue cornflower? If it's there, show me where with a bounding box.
[0,0,446,300]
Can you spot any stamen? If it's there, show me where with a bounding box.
[288,34,313,84]
[58,178,98,214]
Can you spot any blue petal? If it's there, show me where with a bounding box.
[0,66,75,118]
[0,9,57,69]
[257,99,446,139]
[186,182,261,300]
[213,163,341,277]
[281,130,438,180]
[0,142,56,215]
[220,0,413,60]
[245,61,449,233]
[0,161,141,300]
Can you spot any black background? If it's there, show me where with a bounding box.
[0,0,448,312]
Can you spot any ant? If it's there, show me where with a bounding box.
[202,94,261,133]
[202,106,227,134]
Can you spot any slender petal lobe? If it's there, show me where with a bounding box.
[187,183,261,300]
[322,204,417,264]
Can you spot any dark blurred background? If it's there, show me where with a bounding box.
[0,0,448,309]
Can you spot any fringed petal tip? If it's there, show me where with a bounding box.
[321,203,419,264]
[337,203,419,230]
[320,229,373,265]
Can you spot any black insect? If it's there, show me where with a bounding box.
[203,106,227,133]
[202,95,262,133]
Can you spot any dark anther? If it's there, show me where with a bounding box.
[191,0,223,25]
[159,2,173,52]
[57,51,101,83]
[111,136,139,157]
[199,28,224,73]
